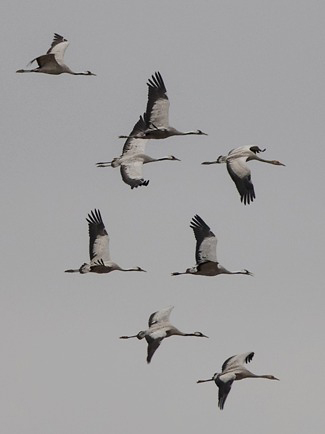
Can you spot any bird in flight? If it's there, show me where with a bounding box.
[202,145,285,205]
[172,214,253,277]
[197,351,279,409]
[97,115,180,189]
[119,71,208,140]
[16,33,96,76]
[65,209,146,274]
[120,306,208,363]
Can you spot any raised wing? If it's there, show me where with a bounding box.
[190,215,217,264]
[120,161,149,189]
[29,54,55,68]
[122,115,149,155]
[86,209,111,262]
[148,305,174,327]
[221,352,254,372]
[216,372,236,410]
[145,72,170,129]
[227,157,255,205]
[47,33,69,65]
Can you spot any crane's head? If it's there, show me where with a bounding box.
[196,129,208,135]
[271,160,285,166]
[193,331,209,338]
[86,70,96,76]
[265,375,280,380]
[136,266,147,272]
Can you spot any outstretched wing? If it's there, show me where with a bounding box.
[47,33,69,65]
[221,352,255,372]
[216,373,236,410]
[28,54,55,68]
[190,215,217,264]
[227,157,255,205]
[122,115,149,155]
[120,161,149,189]
[148,306,174,327]
[145,72,170,129]
[86,209,110,262]
[146,336,162,363]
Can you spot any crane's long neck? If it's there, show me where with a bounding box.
[249,155,285,166]
[247,373,278,380]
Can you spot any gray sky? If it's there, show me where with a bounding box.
[1,1,324,433]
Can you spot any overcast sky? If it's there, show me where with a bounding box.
[1,1,324,433]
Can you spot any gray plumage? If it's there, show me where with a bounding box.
[197,352,279,410]
[97,115,180,189]
[16,33,96,76]
[120,306,208,363]
[119,72,208,140]
[64,209,146,274]
[172,214,253,277]
[202,145,285,205]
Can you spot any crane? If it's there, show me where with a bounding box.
[119,72,208,140]
[202,145,285,205]
[97,115,180,188]
[197,351,279,409]
[172,214,253,277]
[16,33,96,76]
[65,209,146,274]
[120,306,208,363]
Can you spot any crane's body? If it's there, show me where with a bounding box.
[119,72,207,140]
[197,352,279,409]
[64,209,146,274]
[172,214,253,277]
[202,145,285,205]
[120,306,208,363]
[16,33,96,76]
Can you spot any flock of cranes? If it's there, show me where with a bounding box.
[17,33,281,411]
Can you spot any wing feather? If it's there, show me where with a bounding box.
[122,115,149,155]
[190,215,217,264]
[120,162,149,189]
[216,373,235,410]
[145,72,170,129]
[222,352,255,372]
[227,158,255,205]
[47,33,69,65]
[146,336,162,363]
[148,306,174,327]
[86,209,110,262]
